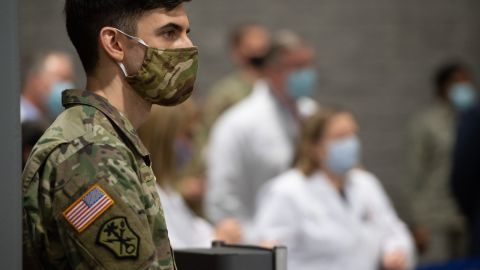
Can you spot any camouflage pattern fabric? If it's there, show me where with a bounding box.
[407,101,466,230]
[126,47,199,106]
[23,89,176,270]
[407,101,467,262]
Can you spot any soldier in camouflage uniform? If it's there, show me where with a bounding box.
[22,0,197,269]
[407,63,475,263]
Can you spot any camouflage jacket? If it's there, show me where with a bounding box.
[407,101,465,230]
[23,89,176,270]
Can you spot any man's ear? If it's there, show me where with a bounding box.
[99,27,125,62]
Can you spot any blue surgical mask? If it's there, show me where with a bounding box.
[325,136,361,176]
[287,68,317,99]
[449,82,477,111]
[46,81,75,118]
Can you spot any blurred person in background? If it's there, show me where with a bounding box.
[138,103,242,248]
[20,51,75,122]
[254,108,415,270]
[451,96,480,258]
[407,63,476,263]
[206,30,318,242]
[202,23,271,134]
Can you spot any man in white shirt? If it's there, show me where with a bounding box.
[206,30,319,241]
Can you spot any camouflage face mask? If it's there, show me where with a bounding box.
[116,29,198,106]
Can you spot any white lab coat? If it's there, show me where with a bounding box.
[206,81,300,228]
[156,184,214,249]
[254,168,415,270]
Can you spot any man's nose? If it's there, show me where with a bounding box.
[180,34,194,48]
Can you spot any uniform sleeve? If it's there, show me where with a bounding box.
[205,120,248,223]
[406,116,431,224]
[48,143,174,270]
[407,117,431,191]
[203,77,246,132]
[203,85,234,132]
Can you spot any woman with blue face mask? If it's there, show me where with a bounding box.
[254,108,415,270]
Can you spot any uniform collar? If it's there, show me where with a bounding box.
[62,89,150,160]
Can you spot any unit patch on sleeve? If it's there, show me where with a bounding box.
[63,184,114,233]
[96,217,140,259]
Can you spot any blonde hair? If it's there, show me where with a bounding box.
[138,100,199,187]
[295,107,349,176]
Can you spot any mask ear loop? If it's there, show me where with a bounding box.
[115,28,149,77]
[118,62,130,77]
[115,29,149,47]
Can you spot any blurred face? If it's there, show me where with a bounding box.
[119,5,193,74]
[31,54,74,105]
[315,112,358,168]
[447,69,473,90]
[446,69,477,111]
[43,54,75,82]
[233,26,271,69]
[266,46,315,98]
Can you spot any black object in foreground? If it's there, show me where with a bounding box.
[174,241,287,270]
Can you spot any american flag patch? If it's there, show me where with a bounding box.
[63,184,114,233]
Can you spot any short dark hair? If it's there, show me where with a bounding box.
[434,62,470,98]
[64,0,190,74]
[229,23,264,49]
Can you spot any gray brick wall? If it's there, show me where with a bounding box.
[19,0,480,221]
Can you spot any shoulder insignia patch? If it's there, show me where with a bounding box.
[96,217,140,259]
[63,184,114,233]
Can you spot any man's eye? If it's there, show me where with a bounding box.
[163,30,178,40]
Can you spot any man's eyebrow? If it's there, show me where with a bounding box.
[155,23,190,34]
